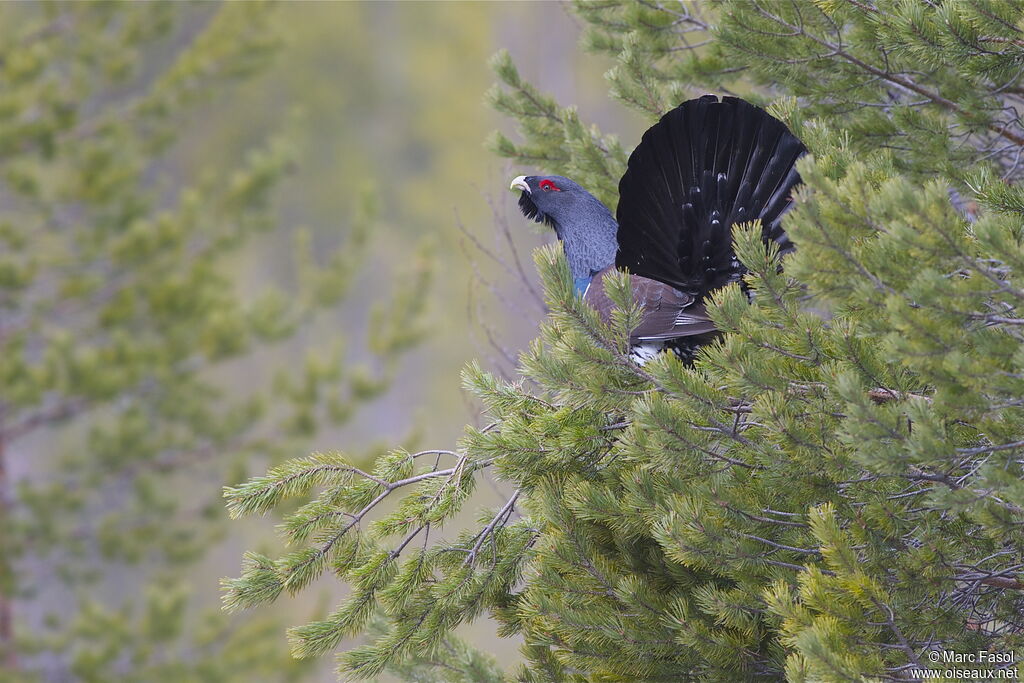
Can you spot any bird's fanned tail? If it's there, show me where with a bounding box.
[614,94,807,297]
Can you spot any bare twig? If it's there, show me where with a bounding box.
[464,489,521,567]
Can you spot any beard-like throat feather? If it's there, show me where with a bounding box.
[517,191,559,234]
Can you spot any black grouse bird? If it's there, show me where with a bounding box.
[511,95,806,363]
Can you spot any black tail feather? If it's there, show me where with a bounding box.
[614,95,806,297]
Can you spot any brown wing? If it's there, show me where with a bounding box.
[584,267,718,343]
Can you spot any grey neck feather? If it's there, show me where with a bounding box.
[552,193,619,281]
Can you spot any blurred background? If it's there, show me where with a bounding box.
[0,3,645,681]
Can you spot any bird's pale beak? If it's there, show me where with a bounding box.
[510,175,530,193]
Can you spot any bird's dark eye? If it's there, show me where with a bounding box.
[539,179,560,192]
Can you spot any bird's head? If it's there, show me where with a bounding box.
[509,175,599,233]
[510,174,618,289]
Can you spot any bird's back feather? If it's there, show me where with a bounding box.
[584,267,717,342]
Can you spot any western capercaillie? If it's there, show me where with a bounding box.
[511,94,806,362]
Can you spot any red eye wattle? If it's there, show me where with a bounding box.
[539,179,561,192]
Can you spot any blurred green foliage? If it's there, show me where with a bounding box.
[0,3,443,680]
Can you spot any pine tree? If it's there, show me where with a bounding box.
[226,2,1024,680]
[0,4,429,681]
